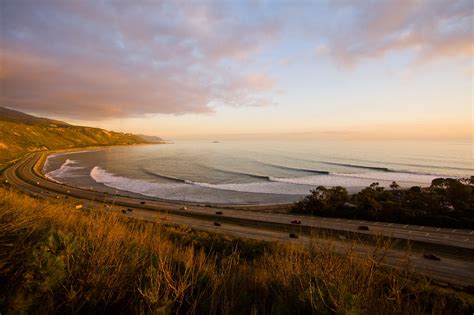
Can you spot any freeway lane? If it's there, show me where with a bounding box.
[3,153,474,286]
[9,153,474,250]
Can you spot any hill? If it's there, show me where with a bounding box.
[1,186,472,313]
[0,107,151,168]
[0,106,70,126]
[136,133,164,143]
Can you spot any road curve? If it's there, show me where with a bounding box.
[3,152,474,287]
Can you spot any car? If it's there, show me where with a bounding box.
[214,222,221,226]
[180,206,187,210]
[291,220,301,225]
[127,208,133,212]
[140,201,146,205]
[215,211,223,215]
[121,209,127,214]
[423,253,441,261]
[358,225,370,231]
[36,181,40,185]
[64,196,69,199]
[289,233,298,239]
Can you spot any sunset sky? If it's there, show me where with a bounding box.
[1,0,472,140]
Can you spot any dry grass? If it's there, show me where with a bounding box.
[1,187,473,314]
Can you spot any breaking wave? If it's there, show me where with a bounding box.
[91,166,312,200]
[45,159,85,183]
[320,161,393,172]
[141,169,191,183]
[256,162,331,174]
[90,166,443,202]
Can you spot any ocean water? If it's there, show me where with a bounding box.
[43,140,473,204]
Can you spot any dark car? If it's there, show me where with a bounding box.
[289,233,298,239]
[423,253,441,261]
[140,201,146,205]
[214,222,221,226]
[127,208,133,212]
[215,211,223,215]
[121,209,127,214]
[291,220,301,225]
[358,225,370,231]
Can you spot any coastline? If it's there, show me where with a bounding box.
[0,141,167,173]
[37,146,297,212]
[36,142,460,210]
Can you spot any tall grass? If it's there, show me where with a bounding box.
[0,187,472,314]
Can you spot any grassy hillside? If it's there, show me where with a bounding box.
[0,186,473,314]
[0,107,148,168]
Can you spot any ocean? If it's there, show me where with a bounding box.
[43,140,473,204]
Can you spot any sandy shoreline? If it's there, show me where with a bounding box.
[38,143,440,210]
[38,146,297,212]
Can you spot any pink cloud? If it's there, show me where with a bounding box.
[243,74,274,90]
[324,0,473,67]
[0,1,280,119]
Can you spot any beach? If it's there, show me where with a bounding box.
[42,140,472,205]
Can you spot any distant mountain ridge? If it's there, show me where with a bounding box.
[0,107,161,168]
[136,134,164,143]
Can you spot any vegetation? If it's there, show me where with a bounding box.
[0,107,149,170]
[292,178,474,229]
[1,187,473,314]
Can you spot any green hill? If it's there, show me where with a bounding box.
[0,107,151,169]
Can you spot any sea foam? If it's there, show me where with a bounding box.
[45,159,85,183]
[89,166,441,202]
[91,166,313,198]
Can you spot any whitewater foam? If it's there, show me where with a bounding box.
[45,159,85,183]
[269,172,439,187]
[186,180,313,195]
[91,166,313,198]
[43,149,101,173]
[90,165,442,203]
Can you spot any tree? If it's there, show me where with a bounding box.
[390,181,400,190]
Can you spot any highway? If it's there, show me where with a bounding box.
[3,152,474,287]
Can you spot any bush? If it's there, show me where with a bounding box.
[1,187,473,314]
[292,179,474,229]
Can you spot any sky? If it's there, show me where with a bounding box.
[0,0,472,140]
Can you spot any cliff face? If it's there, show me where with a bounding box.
[0,107,149,167]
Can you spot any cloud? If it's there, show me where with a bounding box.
[0,0,470,121]
[320,0,473,67]
[278,58,292,66]
[315,44,330,57]
[242,74,274,90]
[0,1,280,119]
